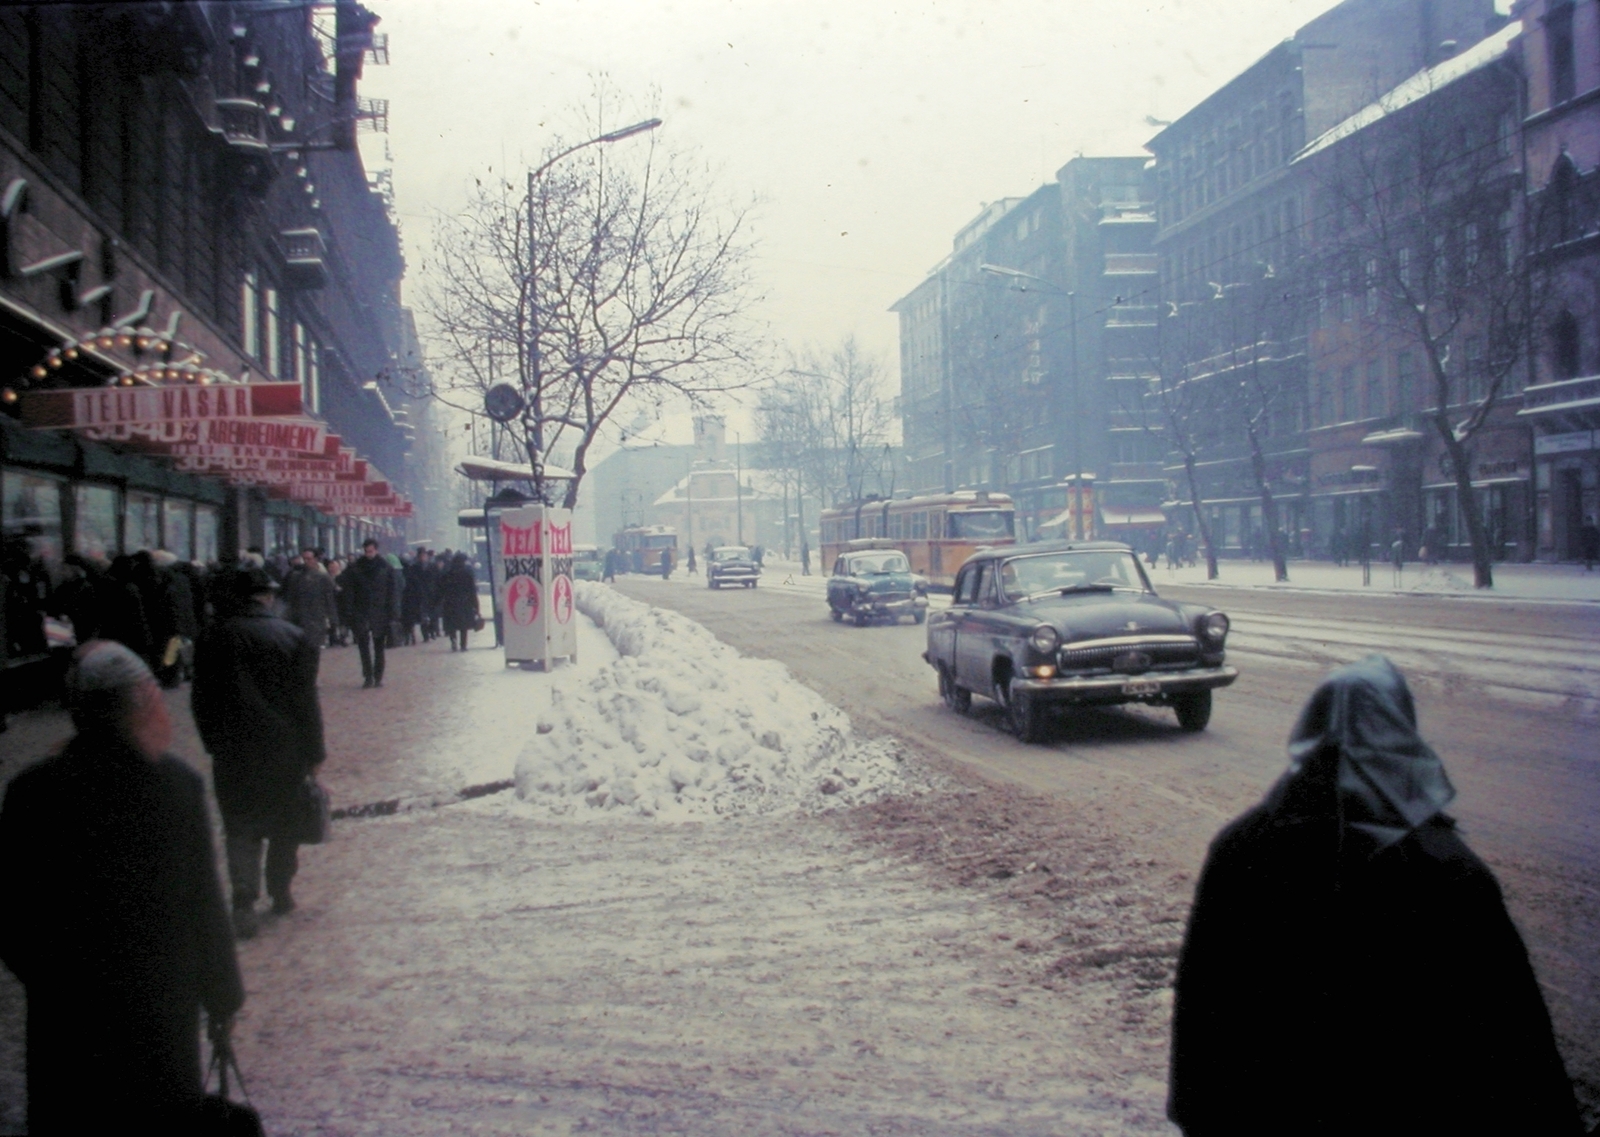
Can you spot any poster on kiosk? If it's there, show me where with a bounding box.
[495,506,578,669]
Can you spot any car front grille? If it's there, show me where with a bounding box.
[1057,635,1200,675]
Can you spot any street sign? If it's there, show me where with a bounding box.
[484,382,526,424]
[494,505,577,670]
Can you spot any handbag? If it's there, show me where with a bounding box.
[285,774,331,845]
[473,612,486,632]
[196,1034,265,1136]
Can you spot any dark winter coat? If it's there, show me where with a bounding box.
[439,560,479,633]
[1168,656,1580,1136]
[0,736,244,1132]
[191,607,325,822]
[282,562,338,638]
[401,558,428,626]
[341,552,401,629]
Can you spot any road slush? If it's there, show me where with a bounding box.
[495,506,577,668]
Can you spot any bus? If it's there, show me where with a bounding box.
[614,524,677,574]
[819,492,1016,588]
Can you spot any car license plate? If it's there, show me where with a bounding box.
[1121,680,1160,696]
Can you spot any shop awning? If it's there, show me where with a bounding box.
[1099,508,1167,526]
[8,380,412,520]
[455,455,576,482]
[1361,428,1426,445]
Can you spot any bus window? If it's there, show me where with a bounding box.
[947,510,1014,540]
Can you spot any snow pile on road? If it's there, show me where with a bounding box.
[511,582,917,820]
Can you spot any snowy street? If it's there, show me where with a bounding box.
[2,575,1596,1132]
[614,567,1600,1124]
[0,586,1187,1135]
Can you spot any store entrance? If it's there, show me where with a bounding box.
[1559,468,1584,560]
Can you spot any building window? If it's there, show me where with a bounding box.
[1340,367,1357,422]
[241,271,259,358]
[1464,336,1486,403]
[1551,309,1581,379]
[1548,1,1576,106]
[1364,360,1382,419]
[1464,223,1480,270]
[265,288,280,377]
[1396,352,1417,414]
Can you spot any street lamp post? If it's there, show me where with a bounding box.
[523,118,661,502]
[980,263,1084,540]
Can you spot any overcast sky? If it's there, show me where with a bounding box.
[361,0,1505,432]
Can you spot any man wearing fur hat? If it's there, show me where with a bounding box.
[0,640,244,1131]
[192,566,326,939]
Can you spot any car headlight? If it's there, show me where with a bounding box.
[1028,624,1059,654]
[856,581,870,593]
[1201,612,1229,642]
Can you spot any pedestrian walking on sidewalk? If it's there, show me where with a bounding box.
[192,567,326,939]
[686,545,697,575]
[343,538,400,687]
[283,547,338,646]
[0,640,244,1132]
[440,552,479,651]
[1167,655,1581,1136]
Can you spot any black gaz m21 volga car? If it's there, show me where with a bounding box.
[923,541,1236,742]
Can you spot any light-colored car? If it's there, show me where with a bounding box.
[707,546,760,589]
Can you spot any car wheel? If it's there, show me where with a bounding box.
[995,676,1046,743]
[938,664,971,714]
[830,607,843,622]
[853,609,870,627]
[1173,690,1213,732]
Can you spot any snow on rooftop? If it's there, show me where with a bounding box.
[1294,24,1520,164]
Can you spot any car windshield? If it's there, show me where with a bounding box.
[846,553,909,574]
[998,550,1151,601]
[947,510,1014,540]
[712,547,749,562]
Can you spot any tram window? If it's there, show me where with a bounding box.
[947,510,1014,540]
[910,511,927,539]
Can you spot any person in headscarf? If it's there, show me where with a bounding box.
[0,641,244,1133]
[1167,655,1581,1136]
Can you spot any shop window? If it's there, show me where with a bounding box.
[195,504,219,563]
[74,483,120,560]
[163,499,194,560]
[3,469,64,567]
[126,492,161,553]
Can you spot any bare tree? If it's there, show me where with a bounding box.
[1217,263,1312,584]
[420,98,762,510]
[1312,62,1540,588]
[759,336,894,508]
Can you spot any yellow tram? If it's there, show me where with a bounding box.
[819,492,1015,588]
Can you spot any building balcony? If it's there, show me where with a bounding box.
[280,228,329,290]
[1104,253,1158,276]
[212,99,275,195]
